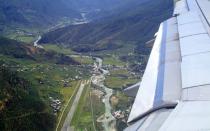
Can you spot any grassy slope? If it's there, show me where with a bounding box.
[0,65,55,131]
[72,56,94,65]
[0,37,91,131]
[43,44,94,65]
[0,37,80,65]
[43,44,75,55]
[103,56,127,67]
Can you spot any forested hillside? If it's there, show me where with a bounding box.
[40,0,173,53]
[0,66,55,131]
[0,37,79,65]
[0,0,80,28]
[0,37,85,130]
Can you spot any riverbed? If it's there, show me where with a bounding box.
[91,57,116,131]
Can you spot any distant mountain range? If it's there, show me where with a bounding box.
[39,0,174,52]
[0,0,140,34]
[0,0,81,31]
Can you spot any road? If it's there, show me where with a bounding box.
[61,81,87,131]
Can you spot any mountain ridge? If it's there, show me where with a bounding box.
[39,0,173,52]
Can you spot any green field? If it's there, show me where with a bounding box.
[105,76,138,89]
[11,35,36,43]
[71,84,94,131]
[0,54,92,130]
[71,84,105,131]
[103,56,127,66]
[105,69,139,89]
[56,81,81,131]
[43,44,95,65]
[72,56,94,65]
[2,26,44,44]
[43,44,75,55]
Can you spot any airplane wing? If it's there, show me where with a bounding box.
[125,0,210,130]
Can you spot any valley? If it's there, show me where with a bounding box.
[91,57,116,131]
[67,55,137,131]
[0,36,138,131]
[0,0,174,131]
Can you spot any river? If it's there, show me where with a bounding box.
[33,36,43,49]
[91,57,116,131]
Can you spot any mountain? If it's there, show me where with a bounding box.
[64,0,150,13]
[0,0,147,38]
[39,0,174,52]
[0,37,79,65]
[0,0,142,34]
[0,37,81,130]
[63,0,134,11]
[0,0,174,130]
[0,0,81,34]
[0,66,55,131]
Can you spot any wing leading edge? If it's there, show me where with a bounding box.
[125,0,210,130]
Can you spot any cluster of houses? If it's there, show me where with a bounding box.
[49,97,61,114]
[63,75,82,82]
[61,79,70,87]
[112,110,125,119]
[16,29,34,36]
[103,64,126,70]
[16,66,29,72]
[112,109,130,120]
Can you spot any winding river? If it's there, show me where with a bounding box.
[92,58,116,131]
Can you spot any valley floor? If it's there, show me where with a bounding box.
[0,18,143,131]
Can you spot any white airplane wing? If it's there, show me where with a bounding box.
[125,0,210,130]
